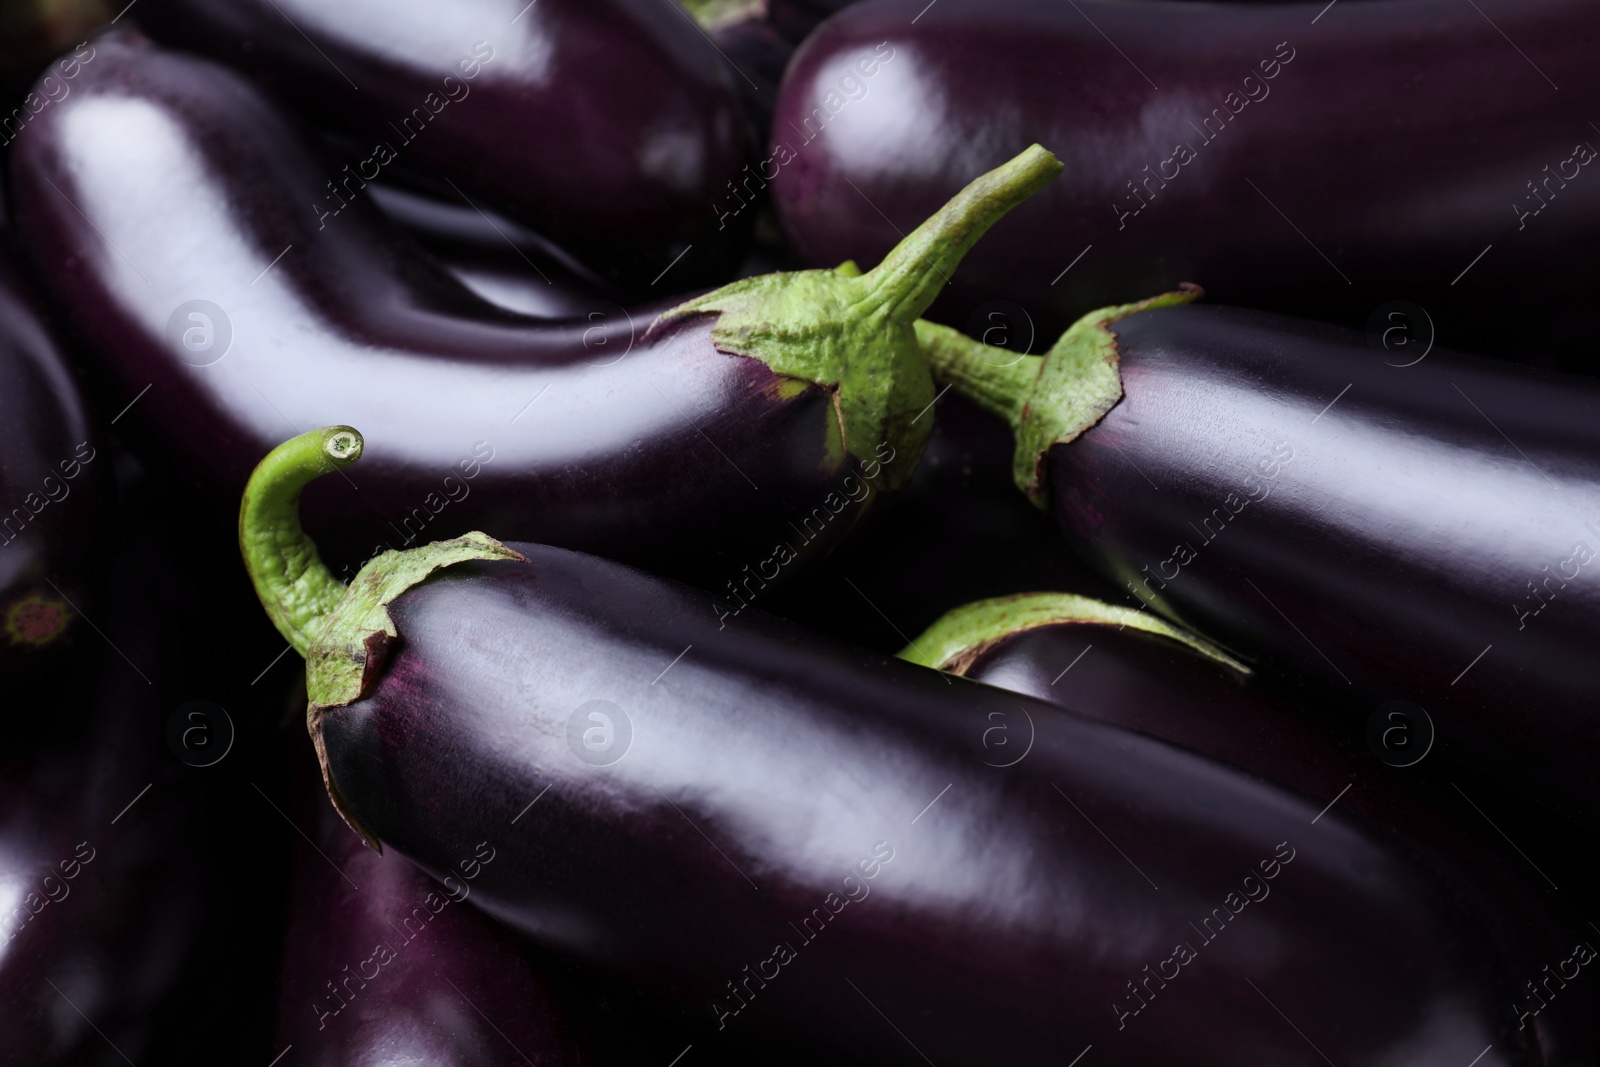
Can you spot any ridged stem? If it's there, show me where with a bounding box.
[237,426,362,657]
[860,144,1063,327]
[914,320,1041,426]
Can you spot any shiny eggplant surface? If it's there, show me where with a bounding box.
[770,0,1600,363]
[274,749,576,1067]
[238,427,1534,1067]
[0,245,101,683]
[136,0,756,289]
[921,298,1600,827]
[366,181,617,320]
[905,595,1600,1062]
[765,392,1118,652]
[11,31,1050,585]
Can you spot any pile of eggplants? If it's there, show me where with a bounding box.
[232,424,1544,1067]
[770,0,1600,364]
[5,1,1600,1063]
[918,293,1600,832]
[272,744,578,1067]
[0,622,200,1066]
[135,0,758,289]
[902,593,1600,1060]
[10,29,1054,588]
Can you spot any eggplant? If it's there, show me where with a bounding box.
[766,391,1119,651]
[904,592,1600,1062]
[0,243,102,684]
[134,0,757,289]
[917,291,1600,828]
[769,0,1600,366]
[2,460,309,1064]
[0,519,204,1065]
[274,746,578,1067]
[236,424,1540,1067]
[366,182,619,321]
[9,31,1058,587]
[683,1,794,141]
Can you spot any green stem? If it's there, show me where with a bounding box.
[914,320,1041,424]
[860,145,1064,327]
[238,426,362,657]
[239,426,523,852]
[899,592,1250,677]
[918,286,1203,508]
[654,145,1064,487]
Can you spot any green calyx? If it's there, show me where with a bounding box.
[655,145,1064,490]
[238,427,524,849]
[918,286,1202,508]
[239,426,523,704]
[305,532,524,710]
[898,591,1250,677]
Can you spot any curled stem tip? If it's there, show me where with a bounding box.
[238,426,364,657]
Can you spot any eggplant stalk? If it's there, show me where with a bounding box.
[915,286,1200,506]
[240,425,522,848]
[660,143,1063,478]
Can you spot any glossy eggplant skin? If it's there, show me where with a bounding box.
[274,749,576,1067]
[135,0,755,290]
[316,544,1527,1067]
[767,393,1118,651]
[0,245,102,683]
[0,540,202,1065]
[367,182,619,320]
[958,620,1600,1063]
[1042,303,1600,825]
[770,0,1600,364]
[8,32,868,586]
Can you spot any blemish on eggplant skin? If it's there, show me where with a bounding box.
[4,594,71,647]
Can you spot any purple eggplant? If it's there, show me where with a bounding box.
[9,30,1058,585]
[274,746,577,1067]
[134,0,757,289]
[8,464,313,1065]
[683,1,795,140]
[366,181,619,320]
[769,0,1600,365]
[918,291,1600,828]
[235,424,1540,1067]
[766,391,1119,651]
[0,526,204,1065]
[0,243,102,684]
[903,592,1600,1062]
